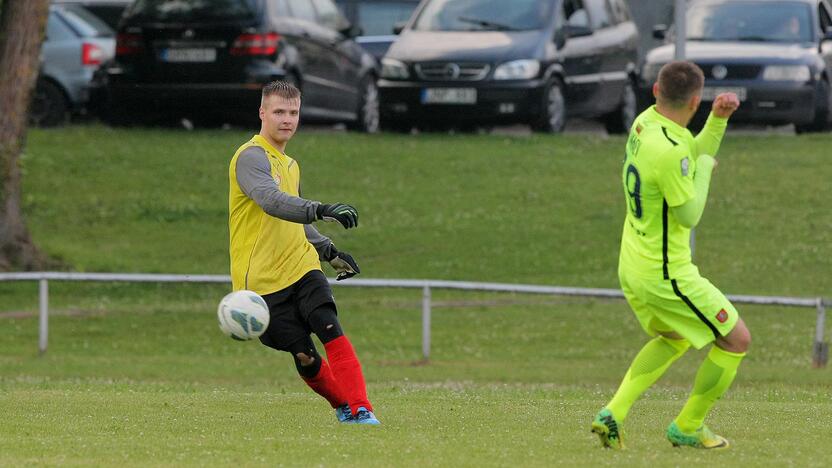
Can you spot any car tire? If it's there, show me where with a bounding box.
[29,80,68,127]
[531,78,566,133]
[604,78,637,135]
[348,75,380,133]
[795,79,831,134]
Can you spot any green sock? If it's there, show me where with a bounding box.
[606,336,690,421]
[674,346,746,433]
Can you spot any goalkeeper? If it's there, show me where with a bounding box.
[592,61,750,449]
[228,80,378,425]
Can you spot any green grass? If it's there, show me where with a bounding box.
[1,126,831,466]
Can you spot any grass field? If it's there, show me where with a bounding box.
[1,126,830,466]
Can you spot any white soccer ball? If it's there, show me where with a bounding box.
[217,290,270,341]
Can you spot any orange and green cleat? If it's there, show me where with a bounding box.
[591,408,624,449]
[666,422,729,449]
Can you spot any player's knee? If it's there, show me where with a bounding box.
[288,341,323,378]
[719,320,751,353]
[309,305,344,343]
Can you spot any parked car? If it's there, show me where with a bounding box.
[33,3,116,127]
[105,0,380,131]
[378,0,640,133]
[335,0,420,60]
[51,0,134,30]
[642,0,832,133]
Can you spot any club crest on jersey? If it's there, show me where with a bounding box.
[716,308,729,323]
[681,157,690,176]
[273,174,281,186]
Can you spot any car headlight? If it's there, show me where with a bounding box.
[493,59,540,80]
[762,65,810,82]
[381,58,409,80]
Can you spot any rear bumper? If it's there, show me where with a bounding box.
[379,79,547,125]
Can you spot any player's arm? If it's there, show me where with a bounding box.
[670,154,716,228]
[236,147,357,228]
[694,93,740,158]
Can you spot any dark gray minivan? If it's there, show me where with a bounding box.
[378,0,640,133]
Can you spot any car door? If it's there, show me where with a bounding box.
[819,1,832,74]
[41,9,82,103]
[311,0,361,116]
[559,0,603,116]
[585,0,633,114]
[284,0,334,115]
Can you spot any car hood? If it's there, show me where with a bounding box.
[385,30,544,62]
[646,41,816,64]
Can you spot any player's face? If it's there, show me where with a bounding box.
[260,95,300,146]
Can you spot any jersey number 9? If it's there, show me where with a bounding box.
[625,164,642,218]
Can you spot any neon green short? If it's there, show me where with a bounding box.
[619,267,739,349]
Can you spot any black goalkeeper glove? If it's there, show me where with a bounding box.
[316,203,358,229]
[327,248,360,281]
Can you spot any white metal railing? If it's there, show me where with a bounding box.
[0,272,827,367]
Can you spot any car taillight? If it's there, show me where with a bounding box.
[230,32,280,56]
[116,33,143,55]
[82,42,105,66]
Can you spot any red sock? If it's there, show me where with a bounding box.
[301,357,349,409]
[324,335,372,414]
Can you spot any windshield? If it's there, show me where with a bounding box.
[687,1,813,43]
[412,0,552,32]
[128,0,260,22]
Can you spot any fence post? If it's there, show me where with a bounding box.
[39,278,49,356]
[813,298,827,368]
[422,284,431,362]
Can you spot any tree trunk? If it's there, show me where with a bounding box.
[0,0,51,270]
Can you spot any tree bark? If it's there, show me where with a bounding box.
[0,0,51,270]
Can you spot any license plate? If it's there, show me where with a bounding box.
[701,86,746,101]
[160,48,216,63]
[421,88,477,104]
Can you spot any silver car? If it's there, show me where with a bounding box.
[32,4,116,126]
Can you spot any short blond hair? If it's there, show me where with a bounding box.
[261,80,301,103]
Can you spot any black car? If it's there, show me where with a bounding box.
[335,0,420,60]
[642,0,832,133]
[378,0,640,133]
[106,0,380,131]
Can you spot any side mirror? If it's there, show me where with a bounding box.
[564,24,592,38]
[393,21,406,35]
[339,23,363,38]
[653,24,668,40]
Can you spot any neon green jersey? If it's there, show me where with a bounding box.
[619,106,727,278]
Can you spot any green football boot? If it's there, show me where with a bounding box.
[666,421,729,449]
[591,408,624,449]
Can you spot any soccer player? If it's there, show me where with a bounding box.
[591,61,749,449]
[228,80,379,424]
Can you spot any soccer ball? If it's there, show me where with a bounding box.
[217,290,270,341]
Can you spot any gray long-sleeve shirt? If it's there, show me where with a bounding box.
[236,146,335,261]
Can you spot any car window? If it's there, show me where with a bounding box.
[286,0,318,22]
[58,4,114,37]
[355,1,418,35]
[311,0,346,30]
[687,1,813,43]
[46,11,77,41]
[128,0,260,21]
[585,0,613,29]
[271,0,290,17]
[608,0,631,24]
[563,0,589,28]
[412,0,554,32]
[820,2,832,32]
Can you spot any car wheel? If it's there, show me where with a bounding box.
[604,79,637,134]
[29,80,68,127]
[348,75,380,133]
[795,79,831,134]
[531,78,566,133]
